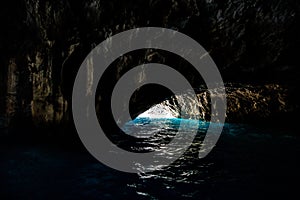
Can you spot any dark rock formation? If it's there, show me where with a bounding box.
[159,83,296,123]
[0,0,299,132]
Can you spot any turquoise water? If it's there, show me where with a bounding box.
[0,118,299,199]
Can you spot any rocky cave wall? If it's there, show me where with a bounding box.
[0,0,299,131]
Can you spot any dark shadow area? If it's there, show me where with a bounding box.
[0,0,299,199]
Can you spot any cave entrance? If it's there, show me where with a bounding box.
[136,104,177,119]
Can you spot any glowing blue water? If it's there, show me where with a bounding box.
[122,117,208,138]
[1,118,298,199]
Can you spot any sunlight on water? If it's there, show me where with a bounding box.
[123,117,206,138]
[121,103,227,172]
[123,103,208,138]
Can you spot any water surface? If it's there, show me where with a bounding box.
[0,118,299,199]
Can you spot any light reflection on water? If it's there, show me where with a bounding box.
[1,117,298,199]
[121,117,207,172]
[123,117,208,138]
[119,117,299,199]
[121,117,220,173]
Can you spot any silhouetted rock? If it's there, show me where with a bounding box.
[0,0,299,131]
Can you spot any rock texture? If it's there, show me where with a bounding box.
[160,84,295,123]
[0,0,299,131]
